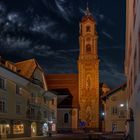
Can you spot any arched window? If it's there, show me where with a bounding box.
[64,113,69,123]
[86,44,91,53]
[86,26,91,32]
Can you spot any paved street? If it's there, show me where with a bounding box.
[1,133,124,140]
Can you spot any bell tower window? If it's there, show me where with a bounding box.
[86,44,91,53]
[86,26,91,32]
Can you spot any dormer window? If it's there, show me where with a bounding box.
[86,26,91,32]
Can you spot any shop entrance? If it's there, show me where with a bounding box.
[31,122,37,137]
[42,123,48,136]
[0,124,10,138]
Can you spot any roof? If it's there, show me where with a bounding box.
[102,83,126,100]
[46,74,79,108]
[15,59,37,79]
[81,6,96,23]
[58,96,73,108]
[81,15,95,23]
[51,88,73,108]
[51,88,72,96]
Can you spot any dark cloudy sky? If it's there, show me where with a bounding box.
[0,0,126,88]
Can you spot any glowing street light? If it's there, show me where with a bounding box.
[120,104,124,107]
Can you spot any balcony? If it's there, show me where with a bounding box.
[26,110,42,120]
[28,97,42,105]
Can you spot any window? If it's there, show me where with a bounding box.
[52,112,55,119]
[119,110,126,118]
[13,124,24,134]
[86,26,91,32]
[16,85,21,95]
[111,107,118,115]
[64,113,69,123]
[44,97,47,104]
[133,0,136,28]
[44,111,47,118]
[0,100,6,113]
[16,104,21,114]
[134,48,137,84]
[52,99,54,105]
[86,44,91,53]
[30,108,35,115]
[0,77,6,90]
[139,29,140,71]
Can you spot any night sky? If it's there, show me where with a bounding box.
[0,0,126,88]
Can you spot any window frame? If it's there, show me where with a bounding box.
[0,77,6,90]
[0,100,6,113]
[16,104,21,114]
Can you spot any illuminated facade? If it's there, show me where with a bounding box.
[47,6,102,131]
[78,7,100,129]
[0,58,57,138]
[125,0,140,139]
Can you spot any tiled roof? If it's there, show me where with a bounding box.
[46,74,79,108]
[81,15,95,23]
[102,83,126,100]
[15,59,37,79]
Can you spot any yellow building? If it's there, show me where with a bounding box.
[0,58,57,138]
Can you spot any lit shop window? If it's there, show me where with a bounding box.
[13,124,24,134]
[0,124,10,135]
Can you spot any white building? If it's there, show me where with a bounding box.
[0,57,57,138]
[125,0,140,139]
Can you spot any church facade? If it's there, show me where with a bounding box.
[46,7,105,131]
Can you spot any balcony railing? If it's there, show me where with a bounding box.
[28,97,42,105]
[26,111,42,120]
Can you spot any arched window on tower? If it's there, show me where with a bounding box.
[86,44,91,53]
[86,26,91,32]
[64,113,69,123]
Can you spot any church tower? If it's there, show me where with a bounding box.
[78,6,100,129]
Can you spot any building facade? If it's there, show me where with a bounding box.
[46,6,101,131]
[125,0,140,139]
[0,58,57,138]
[102,84,127,132]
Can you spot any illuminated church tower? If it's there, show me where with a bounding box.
[78,6,100,129]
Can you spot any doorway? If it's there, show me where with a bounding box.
[112,123,117,133]
[31,122,37,137]
[42,123,48,136]
[0,124,10,138]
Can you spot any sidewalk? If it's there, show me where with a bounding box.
[1,135,45,140]
[1,134,61,140]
